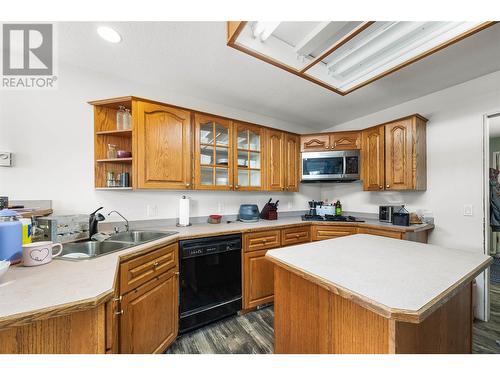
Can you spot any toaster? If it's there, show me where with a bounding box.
[238,204,260,222]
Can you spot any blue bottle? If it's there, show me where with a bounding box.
[0,209,22,263]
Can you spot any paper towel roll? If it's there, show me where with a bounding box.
[178,196,190,226]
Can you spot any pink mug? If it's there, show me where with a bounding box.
[22,241,63,267]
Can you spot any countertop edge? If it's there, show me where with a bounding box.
[0,218,434,328]
[265,251,492,323]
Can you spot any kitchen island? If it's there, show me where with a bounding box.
[266,234,492,354]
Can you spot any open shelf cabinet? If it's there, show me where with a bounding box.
[90,97,135,189]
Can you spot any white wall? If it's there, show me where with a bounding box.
[0,63,321,220]
[320,70,500,319]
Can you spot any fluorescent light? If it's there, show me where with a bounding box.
[252,22,280,42]
[97,26,121,43]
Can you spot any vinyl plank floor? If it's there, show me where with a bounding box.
[167,285,500,354]
[165,307,274,354]
[473,282,500,354]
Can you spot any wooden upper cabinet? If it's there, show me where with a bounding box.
[385,115,427,191]
[301,134,330,152]
[267,129,285,191]
[301,131,360,152]
[136,101,192,189]
[233,122,265,191]
[194,113,233,190]
[285,133,300,192]
[330,131,361,150]
[361,126,385,191]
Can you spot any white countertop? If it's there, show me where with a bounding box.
[266,234,491,318]
[0,216,433,326]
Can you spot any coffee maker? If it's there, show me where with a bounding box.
[307,200,323,217]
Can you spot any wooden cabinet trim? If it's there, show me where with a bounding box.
[284,133,300,192]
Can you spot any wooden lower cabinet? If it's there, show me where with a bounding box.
[311,225,356,241]
[120,268,178,354]
[243,249,275,309]
[0,305,106,354]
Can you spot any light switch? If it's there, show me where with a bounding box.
[0,152,12,167]
[463,204,473,216]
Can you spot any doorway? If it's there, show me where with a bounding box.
[476,112,500,353]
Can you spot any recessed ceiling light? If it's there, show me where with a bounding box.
[97,26,121,43]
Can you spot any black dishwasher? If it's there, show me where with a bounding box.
[178,234,242,333]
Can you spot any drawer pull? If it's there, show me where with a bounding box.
[115,309,123,316]
[153,261,160,268]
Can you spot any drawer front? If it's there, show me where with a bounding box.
[281,226,311,246]
[244,230,281,252]
[120,243,178,294]
[311,225,356,241]
[357,228,403,239]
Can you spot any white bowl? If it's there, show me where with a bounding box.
[0,260,10,281]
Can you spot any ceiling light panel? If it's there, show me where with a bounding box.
[228,21,495,95]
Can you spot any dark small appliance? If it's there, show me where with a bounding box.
[392,206,410,226]
[238,204,260,222]
[379,205,404,223]
[307,200,323,216]
[260,198,279,220]
[179,234,242,333]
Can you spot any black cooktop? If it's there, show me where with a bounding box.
[301,214,365,223]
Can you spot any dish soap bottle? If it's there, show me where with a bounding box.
[0,209,22,263]
[335,200,342,216]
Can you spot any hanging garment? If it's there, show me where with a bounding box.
[490,168,500,255]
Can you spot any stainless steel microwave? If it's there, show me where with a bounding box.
[301,150,360,182]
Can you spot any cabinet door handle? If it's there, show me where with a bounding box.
[185,183,191,187]
[386,184,390,188]
[115,310,123,316]
[113,296,122,302]
[235,185,240,189]
[379,185,383,189]
[174,271,179,276]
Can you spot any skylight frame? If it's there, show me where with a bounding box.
[227,21,497,96]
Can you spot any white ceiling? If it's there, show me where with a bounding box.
[58,22,500,131]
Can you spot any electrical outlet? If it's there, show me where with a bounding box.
[147,205,158,217]
[463,204,473,216]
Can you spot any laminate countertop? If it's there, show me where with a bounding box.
[0,216,433,328]
[266,234,492,323]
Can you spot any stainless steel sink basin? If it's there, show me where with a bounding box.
[57,230,178,261]
[107,230,178,244]
[59,241,132,260]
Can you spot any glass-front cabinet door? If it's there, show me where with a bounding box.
[194,114,233,190]
[233,122,264,191]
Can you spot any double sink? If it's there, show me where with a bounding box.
[59,230,178,260]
